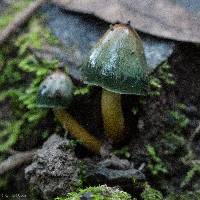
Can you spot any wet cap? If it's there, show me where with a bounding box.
[82,24,150,95]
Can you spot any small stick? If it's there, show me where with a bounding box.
[189,121,200,143]
[184,121,200,165]
[0,0,47,46]
[0,150,36,175]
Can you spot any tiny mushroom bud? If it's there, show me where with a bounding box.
[82,24,150,143]
[37,70,102,154]
[37,70,73,108]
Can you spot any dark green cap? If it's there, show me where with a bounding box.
[36,70,74,108]
[82,24,150,95]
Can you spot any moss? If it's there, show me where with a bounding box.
[181,162,200,189]
[0,8,63,191]
[146,145,168,176]
[168,110,189,130]
[158,63,175,86]
[74,85,91,96]
[165,191,200,200]
[141,184,164,200]
[161,133,186,156]
[145,59,200,195]
[55,185,132,200]
[149,62,175,97]
[0,15,60,154]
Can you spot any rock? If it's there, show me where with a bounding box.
[41,4,174,79]
[25,134,80,200]
[85,156,145,190]
[141,34,175,71]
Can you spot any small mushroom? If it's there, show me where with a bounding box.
[37,69,102,154]
[82,24,150,143]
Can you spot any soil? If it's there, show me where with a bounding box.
[129,43,200,193]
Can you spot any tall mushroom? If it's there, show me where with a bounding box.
[37,69,102,154]
[82,24,150,143]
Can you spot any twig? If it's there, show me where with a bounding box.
[183,121,200,166]
[138,162,146,171]
[189,121,200,143]
[0,150,36,175]
[0,0,47,46]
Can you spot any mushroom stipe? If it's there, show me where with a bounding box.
[54,109,102,154]
[101,89,125,143]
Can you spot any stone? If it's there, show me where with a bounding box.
[25,134,80,200]
[85,156,145,190]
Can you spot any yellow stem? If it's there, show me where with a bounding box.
[54,109,102,154]
[101,89,125,143]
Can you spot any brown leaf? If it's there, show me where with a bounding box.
[52,0,200,43]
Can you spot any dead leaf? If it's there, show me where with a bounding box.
[52,0,200,43]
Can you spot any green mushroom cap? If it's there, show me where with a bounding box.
[36,70,74,108]
[82,24,150,95]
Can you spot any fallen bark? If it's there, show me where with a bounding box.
[0,150,36,175]
[0,0,47,46]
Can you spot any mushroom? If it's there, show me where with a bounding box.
[37,69,102,154]
[82,24,150,143]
